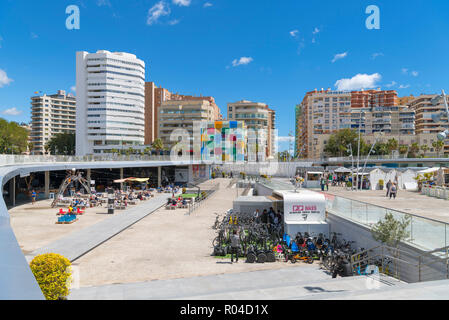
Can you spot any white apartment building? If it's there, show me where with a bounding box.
[30,90,76,155]
[75,50,145,155]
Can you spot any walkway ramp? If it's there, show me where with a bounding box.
[28,194,169,262]
[69,266,400,300]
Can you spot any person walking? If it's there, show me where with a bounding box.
[31,189,36,205]
[389,183,397,199]
[325,177,329,191]
[386,180,392,197]
[230,229,240,264]
[320,177,325,191]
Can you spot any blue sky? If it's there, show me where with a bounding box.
[1,0,449,152]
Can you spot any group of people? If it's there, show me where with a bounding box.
[253,207,283,229]
[385,180,398,199]
[166,195,188,207]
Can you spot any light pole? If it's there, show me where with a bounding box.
[360,132,384,190]
[356,111,365,191]
[347,144,354,190]
[437,90,449,142]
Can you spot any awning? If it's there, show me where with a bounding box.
[113,177,149,183]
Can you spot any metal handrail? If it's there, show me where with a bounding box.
[351,244,449,282]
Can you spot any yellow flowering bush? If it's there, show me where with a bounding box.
[29,253,72,300]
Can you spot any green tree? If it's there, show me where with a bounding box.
[372,212,411,248]
[371,212,411,278]
[420,144,429,157]
[0,118,29,154]
[152,138,164,151]
[432,140,444,157]
[324,129,368,157]
[386,138,399,155]
[373,142,389,156]
[45,132,75,155]
[399,145,408,156]
[408,142,420,158]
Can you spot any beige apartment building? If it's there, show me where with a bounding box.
[409,94,449,155]
[145,81,222,146]
[227,100,276,160]
[296,89,352,159]
[30,90,76,155]
[158,98,221,149]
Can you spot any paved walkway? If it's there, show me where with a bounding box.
[27,194,170,262]
[326,188,449,223]
[69,265,400,300]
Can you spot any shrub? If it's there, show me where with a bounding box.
[378,179,384,186]
[211,172,216,179]
[182,187,186,194]
[29,253,72,300]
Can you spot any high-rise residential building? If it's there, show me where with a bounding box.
[295,89,352,159]
[158,97,221,149]
[351,89,398,109]
[409,94,449,154]
[75,50,145,155]
[227,100,276,160]
[144,83,222,145]
[30,90,76,155]
[350,106,415,136]
[295,87,449,159]
[144,82,172,145]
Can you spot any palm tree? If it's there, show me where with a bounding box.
[386,138,398,155]
[420,144,429,157]
[399,145,408,157]
[432,140,444,157]
[408,142,420,158]
[152,138,164,153]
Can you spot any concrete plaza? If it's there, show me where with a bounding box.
[325,187,449,223]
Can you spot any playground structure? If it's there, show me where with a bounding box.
[51,170,91,208]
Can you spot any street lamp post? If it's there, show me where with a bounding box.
[356,111,365,191]
[360,132,384,190]
[437,90,449,142]
[347,143,354,190]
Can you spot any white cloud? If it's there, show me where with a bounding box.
[277,136,295,143]
[0,69,13,88]
[335,73,382,91]
[1,107,22,116]
[204,2,213,7]
[289,29,299,37]
[371,52,384,59]
[96,0,111,6]
[401,68,409,74]
[385,81,397,88]
[168,19,180,25]
[147,1,171,25]
[312,27,320,34]
[411,71,419,77]
[332,52,348,63]
[70,86,76,92]
[232,57,253,67]
[399,84,410,89]
[173,0,191,6]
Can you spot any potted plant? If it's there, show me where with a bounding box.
[378,179,384,190]
[211,172,216,179]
